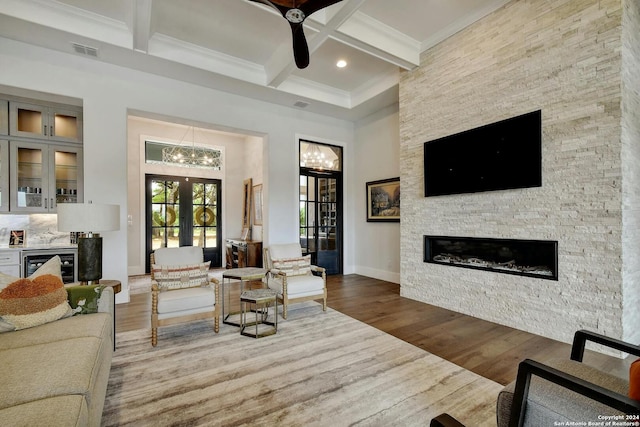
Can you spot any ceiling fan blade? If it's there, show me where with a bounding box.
[290,23,310,69]
[291,23,310,68]
[248,0,289,16]
[300,0,344,16]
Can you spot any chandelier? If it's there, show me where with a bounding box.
[161,126,222,170]
[300,143,335,170]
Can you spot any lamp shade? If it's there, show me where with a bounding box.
[57,203,120,233]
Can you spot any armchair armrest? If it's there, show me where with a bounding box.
[571,330,640,362]
[430,413,466,427]
[310,265,326,275]
[509,359,640,427]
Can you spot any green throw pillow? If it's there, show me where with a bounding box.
[66,285,105,315]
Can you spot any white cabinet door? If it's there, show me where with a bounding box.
[9,101,82,143]
[0,250,20,277]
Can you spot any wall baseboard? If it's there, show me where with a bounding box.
[353,266,400,284]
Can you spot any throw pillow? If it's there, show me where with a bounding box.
[0,255,63,290]
[0,274,72,331]
[272,255,311,277]
[66,285,105,315]
[630,358,640,401]
[152,261,211,290]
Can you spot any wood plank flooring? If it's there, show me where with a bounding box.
[115,273,632,386]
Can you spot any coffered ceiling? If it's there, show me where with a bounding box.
[0,0,510,120]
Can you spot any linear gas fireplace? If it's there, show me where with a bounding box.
[424,236,558,280]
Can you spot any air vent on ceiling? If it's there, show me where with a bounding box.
[71,42,98,58]
[294,100,310,109]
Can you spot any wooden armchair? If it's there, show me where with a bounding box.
[150,246,219,346]
[263,243,326,319]
[431,330,640,426]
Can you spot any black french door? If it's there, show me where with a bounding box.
[299,171,342,274]
[145,174,222,271]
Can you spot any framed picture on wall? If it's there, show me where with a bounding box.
[9,230,25,247]
[366,178,400,222]
[253,184,263,226]
[242,178,253,229]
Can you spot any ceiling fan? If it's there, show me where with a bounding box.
[249,0,344,69]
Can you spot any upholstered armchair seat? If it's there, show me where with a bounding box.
[150,246,219,346]
[155,286,216,319]
[264,243,327,319]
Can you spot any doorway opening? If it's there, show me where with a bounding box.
[299,140,343,274]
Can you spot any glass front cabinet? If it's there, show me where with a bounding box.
[9,141,83,213]
[0,140,8,212]
[9,101,82,143]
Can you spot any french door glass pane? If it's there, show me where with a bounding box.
[151,179,180,249]
[192,182,218,248]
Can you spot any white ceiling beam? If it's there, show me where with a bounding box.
[0,0,132,49]
[331,11,420,70]
[264,0,367,88]
[132,0,153,53]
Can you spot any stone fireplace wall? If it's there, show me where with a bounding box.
[399,0,640,347]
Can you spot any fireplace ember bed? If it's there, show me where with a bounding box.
[424,235,558,280]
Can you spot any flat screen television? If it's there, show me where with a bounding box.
[424,110,542,197]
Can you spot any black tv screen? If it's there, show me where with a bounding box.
[424,110,542,197]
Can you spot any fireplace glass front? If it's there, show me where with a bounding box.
[424,236,558,280]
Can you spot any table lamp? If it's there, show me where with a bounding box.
[57,203,120,285]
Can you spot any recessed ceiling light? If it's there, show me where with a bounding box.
[336,59,347,68]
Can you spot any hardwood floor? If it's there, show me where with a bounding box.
[115,273,632,386]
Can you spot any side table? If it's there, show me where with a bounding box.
[240,289,277,338]
[221,267,268,326]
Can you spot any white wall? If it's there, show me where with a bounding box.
[353,104,401,283]
[0,37,355,303]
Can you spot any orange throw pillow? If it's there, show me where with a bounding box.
[0,274,71,331]
[630,358,640,401]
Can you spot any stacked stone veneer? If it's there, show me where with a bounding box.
[399,0,640,348]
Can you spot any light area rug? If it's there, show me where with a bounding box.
[102,303,502,426]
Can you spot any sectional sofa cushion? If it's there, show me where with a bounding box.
[0,395,89,427]
[0,335,111,418]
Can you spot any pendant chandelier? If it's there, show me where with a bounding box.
[300,143,336,170]
[161,126,222,170]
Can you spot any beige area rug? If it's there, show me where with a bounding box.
[102,303,502,426]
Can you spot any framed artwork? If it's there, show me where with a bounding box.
[252,184,263,226]
[9,230,25,247]
[366,177,400,222]
[242,178,252,229]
